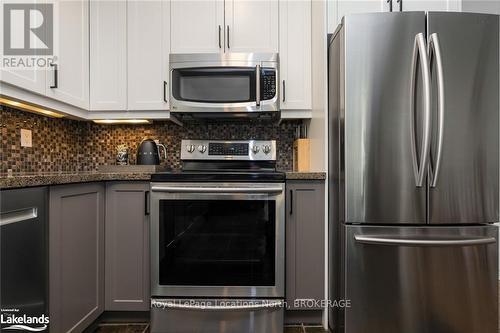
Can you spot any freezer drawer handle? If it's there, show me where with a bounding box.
[151,299,283,311]
[151,185,283,194]
[428,33,445,188]
[354,235,496,247]
[410,33,432,188]
[0,207,38,227]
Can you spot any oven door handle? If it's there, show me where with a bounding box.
[151,185,283,194]
[151,299,283,311]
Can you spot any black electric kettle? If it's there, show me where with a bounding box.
[136,139,167,165]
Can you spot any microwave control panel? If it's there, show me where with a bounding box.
[261,69,276,100]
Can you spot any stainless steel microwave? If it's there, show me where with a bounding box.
[169,53,279,115]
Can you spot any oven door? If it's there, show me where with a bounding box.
[150,182,285,298]
[169,59,278,113]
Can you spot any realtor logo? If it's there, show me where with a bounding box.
[3,3,53,55]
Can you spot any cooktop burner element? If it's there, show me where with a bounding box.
[151,140,284,182]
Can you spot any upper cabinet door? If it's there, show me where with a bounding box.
[279,0,311,110]
[170,0,224,54]
[329,0,389,33]
[224,0,278,53]
[399,0,461,12]
[47,0,89,109]
[0,0,47,95]
[90,0,127,110]
[128,0,170,110]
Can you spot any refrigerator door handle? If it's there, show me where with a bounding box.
[428,33,445,188]
[354,235,496,247]
[410,33,432,188]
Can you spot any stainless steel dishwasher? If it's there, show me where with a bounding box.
[1,186,48,332]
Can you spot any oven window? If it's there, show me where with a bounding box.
[171,67,256,103]
[158,199,276,286]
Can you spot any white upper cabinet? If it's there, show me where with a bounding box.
[279,0,311,110]
[224,0,279,53]
[0,0,89,104]
[170,0,224,54]
[47,0,89,109]
[90,0,127,110]
[398,0,461,11]
[170,0,278,54]
[329,0,461,32]
[330,0,389,32]
[0,0,47,95]
[127,1,170,110]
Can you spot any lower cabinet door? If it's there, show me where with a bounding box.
[49,183,105,333]
[344,224,498,333]
[105,182,150,311]
[286,181,325,310]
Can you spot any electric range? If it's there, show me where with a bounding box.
[149,139,285,333]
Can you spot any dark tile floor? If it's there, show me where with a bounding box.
[94,324,329,333]
[94,324,149,333]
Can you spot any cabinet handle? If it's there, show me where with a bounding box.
[50,63,58,89]
[282,80,286,103]
[218,25,222,49]
[145,191,150,216]
[227,25,230,49]
[386,0,393,11]
[163,81,168,103]
[396,0,402,11]
[289,189,293,215]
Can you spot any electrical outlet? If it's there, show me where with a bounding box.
[20,129,32,148]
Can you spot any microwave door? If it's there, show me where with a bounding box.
[169,66,279,114]
[171,67,256,110]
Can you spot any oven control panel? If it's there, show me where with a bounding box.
[181,140,276,161]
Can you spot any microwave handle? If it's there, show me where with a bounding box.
[256,65,261,107]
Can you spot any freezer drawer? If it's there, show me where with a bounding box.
[150,299,283,333]
[344,224,498,333]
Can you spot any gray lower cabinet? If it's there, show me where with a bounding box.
[105,182,150,311]
[286,180,325,311]
[49,183,105,333]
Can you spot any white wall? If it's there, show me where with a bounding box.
[307,0,329,328]
[462,0,500,13]
[308,0,328,173]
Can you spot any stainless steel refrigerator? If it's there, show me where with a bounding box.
[328,12,499,333]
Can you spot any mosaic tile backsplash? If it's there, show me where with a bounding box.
[1,106,300,174]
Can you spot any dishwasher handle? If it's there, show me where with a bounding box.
[0,207,38,227]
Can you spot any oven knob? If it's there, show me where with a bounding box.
[252,145,260,154]
[197,145,207,153]
[186,144,195,153]
[262,145,271,155]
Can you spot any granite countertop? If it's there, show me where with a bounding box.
[284,172,326,180]
[1,170,326,189]
[0,172,153,189]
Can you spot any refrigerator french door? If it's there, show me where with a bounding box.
[328,11,499,333]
